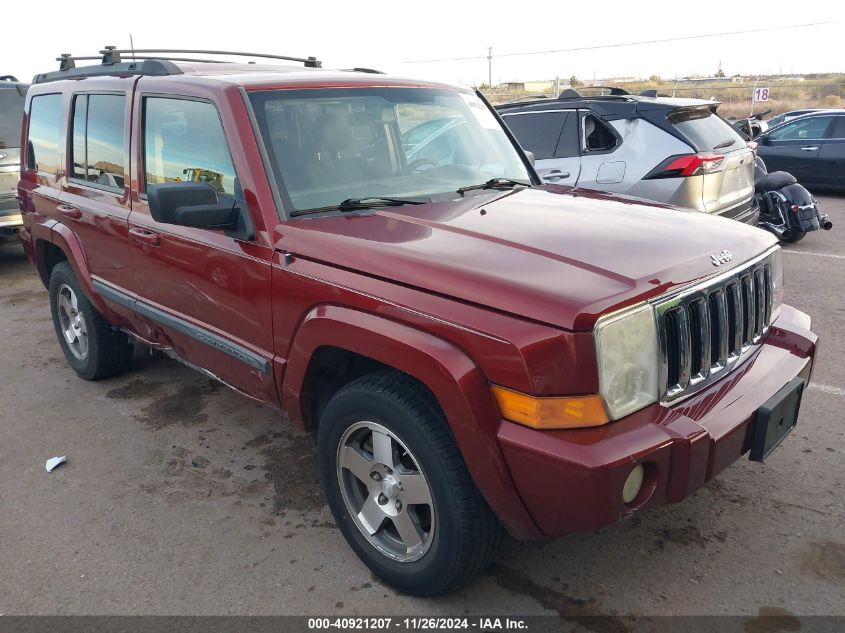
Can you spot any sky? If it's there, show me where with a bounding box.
[1,0,842,87]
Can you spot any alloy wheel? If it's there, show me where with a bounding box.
[336,421,435,562]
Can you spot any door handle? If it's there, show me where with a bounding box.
[543,170,571,182]
[57,204,82,219]
[800,146,819,151]
[129,227,161,247]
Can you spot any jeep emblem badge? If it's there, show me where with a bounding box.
[710,249,733,266]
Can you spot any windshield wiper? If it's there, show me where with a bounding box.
[293,196,430,216]
[456,178,530,196]
[712,139,736,150]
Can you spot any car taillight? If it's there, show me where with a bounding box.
[644,153,725,179]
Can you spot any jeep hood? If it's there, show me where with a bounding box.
[277,187,776,331]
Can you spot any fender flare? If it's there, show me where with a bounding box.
[282,305,542,539]
[44,222,120,322]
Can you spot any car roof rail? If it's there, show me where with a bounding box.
[342,67,386,74]
[94,47,322,68]
[0,75,19,82]
[34,46,323,84]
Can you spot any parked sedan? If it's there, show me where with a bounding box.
[756,110,845,190]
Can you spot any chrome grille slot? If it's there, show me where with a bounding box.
[655,250,777,404]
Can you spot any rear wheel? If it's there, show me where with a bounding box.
[317,370,503,596]
[49,262,133,380]
[782,229,806,243]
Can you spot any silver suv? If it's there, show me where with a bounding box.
[496,88,758,224]
[0,76,27,236]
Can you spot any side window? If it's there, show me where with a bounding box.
[828,116,845,139]
[70,94,126,189]
[769,116,833,141]
[583,114,617,152]
[26,94,62,174]
[554,112,579,158]
[502,111,567,160]
[143,97,237,198]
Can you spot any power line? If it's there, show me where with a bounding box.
[402,21,836,64]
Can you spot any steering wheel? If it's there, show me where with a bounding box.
[407,158,440,172]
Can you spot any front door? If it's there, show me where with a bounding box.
[816,115,845,189]
[760,115,833,181]
[127,92,275,403]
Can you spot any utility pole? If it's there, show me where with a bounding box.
[487,47,492,88]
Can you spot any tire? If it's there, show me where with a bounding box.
[318,370,503,596]
[782,230,806,243]
[49,261,133,380]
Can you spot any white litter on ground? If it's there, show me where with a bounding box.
[45,456,67,473]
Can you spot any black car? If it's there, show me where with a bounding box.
[756,110,845,190]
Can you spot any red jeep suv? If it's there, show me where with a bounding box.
[18,48,817,595]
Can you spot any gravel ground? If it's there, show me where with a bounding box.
[1,197,843,619]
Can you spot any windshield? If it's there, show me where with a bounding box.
[248,87,531,214]
[0,87,25,148]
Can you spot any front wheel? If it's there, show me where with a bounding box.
[318,371,503,596]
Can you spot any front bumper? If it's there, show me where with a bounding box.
[497,304,816,538]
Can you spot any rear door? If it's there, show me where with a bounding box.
[60,89,133,292]
[816,114,845,189]
[759,115,834,181]
[500,109,580,185]
[127,88,276,403]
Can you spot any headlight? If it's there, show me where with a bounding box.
[770,247,784,321]
[594,304,659,420]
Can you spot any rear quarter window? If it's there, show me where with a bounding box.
[669,108,744,153]
[27,93,63,174]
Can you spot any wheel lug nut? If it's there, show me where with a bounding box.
[395,500,402,511]
[371,472,382,482]
[378,493,388,505]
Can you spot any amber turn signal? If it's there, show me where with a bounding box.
[490,386,609,429]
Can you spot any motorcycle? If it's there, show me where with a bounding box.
[732,109,771,139]
[754,156,832,243]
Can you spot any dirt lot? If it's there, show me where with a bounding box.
[1,198,843,619]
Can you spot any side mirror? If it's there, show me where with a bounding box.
[758,134,771,146]
[147,182,254,240]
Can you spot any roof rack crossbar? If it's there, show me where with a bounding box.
[98,48,322,68]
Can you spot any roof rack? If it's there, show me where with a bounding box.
[34,46,322,84]
[341,67,386,74]
[1,75,19,82]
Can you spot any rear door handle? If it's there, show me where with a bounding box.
[800,146,819,151]
[129,227,161,247]
[543,170,571,182]
[57,204,82,219]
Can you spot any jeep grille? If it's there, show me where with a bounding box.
[655,249,776,403]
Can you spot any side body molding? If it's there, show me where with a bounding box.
[282,305,542,540]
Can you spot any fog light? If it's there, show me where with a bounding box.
[622,464,644,504]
